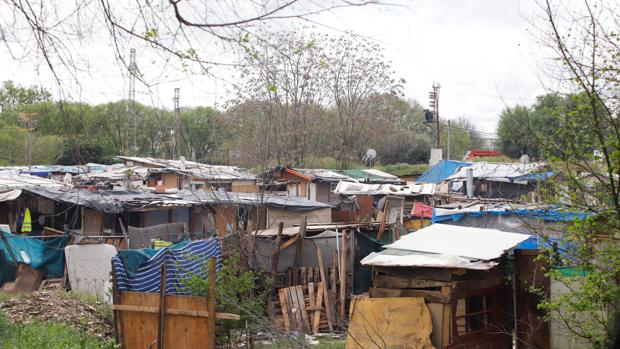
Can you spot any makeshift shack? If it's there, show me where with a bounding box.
[361,224,530,348]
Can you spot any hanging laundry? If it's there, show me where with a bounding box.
[21,208,32,233]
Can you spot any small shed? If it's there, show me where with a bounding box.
[361,224,530,348]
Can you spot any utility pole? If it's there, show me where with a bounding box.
[447,119,451,160]
[18,113,37,174]
[429,82,441,148]
[173,88,181,159]
[128,48,138,154]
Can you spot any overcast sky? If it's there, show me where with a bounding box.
[0,0,557,133]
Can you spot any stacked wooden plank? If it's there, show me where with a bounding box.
[277,282,328,334]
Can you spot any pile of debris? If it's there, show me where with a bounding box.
[0,291,114,339]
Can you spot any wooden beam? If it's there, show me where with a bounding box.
[278,234,299,250]
[339,230,347,324]
[157,263,167,349]
[314,243,333,331]
[373,274,452,289]
[271,222,284,278]
[294,217,307,268]
[312,282,325,334]
[368,287,451,304]
[441,286,451,347]
[111,305,240,320]
[207,257,216,349]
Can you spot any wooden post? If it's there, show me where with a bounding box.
[271,222,284,281]
[441,286,451,347]
[314,243,333,330]
[349,231,355,297]
[157,262,167,349]
[111,260,124,346]
[377,201,390,241]
[207,257,216,349]
[294,217,307,268]
[339,230,348,326]
[0,229,17,265]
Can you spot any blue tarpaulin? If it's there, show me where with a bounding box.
[112,238,221,295]
[0,227,69,283]
[433,207,588,224]
[416,160,472,184]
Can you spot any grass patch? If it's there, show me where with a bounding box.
[374,163,428,177]
[0,313,116,349]
[255,335,345,349]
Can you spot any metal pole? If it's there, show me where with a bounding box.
[28,128,32,174]
[447,119,451,160]
[173,88,180,160]
[433,82,441,149]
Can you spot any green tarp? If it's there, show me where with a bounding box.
[354,231,386,294]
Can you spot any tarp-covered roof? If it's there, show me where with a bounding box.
[415,160,471,184]
[177,190,331,211]
[21,187,330,214]
[340,169,401,184]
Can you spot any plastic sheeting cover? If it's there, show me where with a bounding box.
[416,160,472,184]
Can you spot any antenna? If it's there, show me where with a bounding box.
[128,48,139,154]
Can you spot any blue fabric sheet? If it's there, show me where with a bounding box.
[432,207,588,224]
[0,227,69,278]
[112,238,221,295]
[416,160,471,184]
[117,239,189,277]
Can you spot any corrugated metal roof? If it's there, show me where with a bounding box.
[0,173,68,191]
[446,161,546,183]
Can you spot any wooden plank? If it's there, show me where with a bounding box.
[118,292,216,349]
[271,222,284,277]
[312,282,325,334]
[441,286,451,347]
[295,285,310,333]
[278,288,291,332]
[368,287,451,304]
[339,231,348,324]
[314,243,333,331]
[279,234,300,250]
[373,266,454,281]
[207,257,216,349]
[111,305,241,320]
[111,260,124,346]
[157,263,167,349]
[294,217,307,268]
[308,282,316,310]
[373,274,452,289]
[287,286,302,331]
[452,277,504,298]
[301,267,307,286]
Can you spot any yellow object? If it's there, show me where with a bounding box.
[153,239,172,249]
[346,297,435,349]
[21,208,32,233]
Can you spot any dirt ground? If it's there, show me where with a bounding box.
[0,291,114,339]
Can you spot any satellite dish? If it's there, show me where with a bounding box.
[366,149,377,161]
[364,149,377,167]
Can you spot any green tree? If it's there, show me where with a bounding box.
[496,105,540,159]
[0,81,51,112]
[533,1,620,347]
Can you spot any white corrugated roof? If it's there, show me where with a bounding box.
[385,223,529,260]
[361,250,497,270]
[447,162,545,183]
[0,173,68,190]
